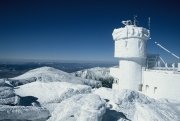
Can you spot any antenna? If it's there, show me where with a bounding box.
[148,17,150,30]
[134,15,137,26]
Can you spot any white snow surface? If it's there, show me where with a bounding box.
[94,87,180,121]
[15,81,91,104]
[9,67,101,87]
[48,94,106,121]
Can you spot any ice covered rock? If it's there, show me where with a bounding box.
[72,67,113,81]
[48,94,106,121]
[95,87,180,121]
[9,67,101,87]
[0,80,19,105]
[15,81,91,104]
[72,67,114,88]
[94,87,154,105]
[0,105,50,120]
[134,103,180,121]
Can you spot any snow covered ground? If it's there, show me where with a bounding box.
[7,67,101,88]
[1,66,180,121]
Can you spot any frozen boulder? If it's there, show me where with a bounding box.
[94,87,154,105]
[134,103,180,121]
[0,81,19,105]
[95,87,180,121]
[0,105,50,120]
[48,94,106,121]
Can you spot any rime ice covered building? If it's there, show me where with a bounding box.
[110,17,180,101]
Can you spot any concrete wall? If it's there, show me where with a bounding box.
[142,71,180,101]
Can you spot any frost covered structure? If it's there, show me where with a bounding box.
[111,19,180,101]
[111,20,150,91]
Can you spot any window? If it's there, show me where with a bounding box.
[154,87,157,94]
[146,85,149,92]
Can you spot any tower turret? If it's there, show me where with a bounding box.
[111,18,150,91]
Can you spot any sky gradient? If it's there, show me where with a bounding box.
[0,0,180,63]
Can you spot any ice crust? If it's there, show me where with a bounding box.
[94,87,180,121]
[48,94,106,121]
[0,105,50,120]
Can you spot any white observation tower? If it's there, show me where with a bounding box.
[111,16,150,91]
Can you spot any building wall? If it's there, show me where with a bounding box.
[119,59,143,91]
[142,71,180,101]
[110,67,121,91]
[114,38,147,58]
[110,67,121,79]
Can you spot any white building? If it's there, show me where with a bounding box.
[110,18,180,101]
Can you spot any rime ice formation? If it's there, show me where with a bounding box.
[0,79,19,105]
[0,106,50,121]
[48,94,106,121]
[94,87,180,121]
[110,18,180,101]
[9,67,101,88]
[71,67,113,81]
[72,67,114,87]
[111,20,150,91]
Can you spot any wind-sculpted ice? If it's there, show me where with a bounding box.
[48,94,106,121]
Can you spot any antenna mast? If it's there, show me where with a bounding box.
[134,15,138,26]
[148,17,150,30]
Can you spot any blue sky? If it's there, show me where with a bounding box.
[0,0,180,63]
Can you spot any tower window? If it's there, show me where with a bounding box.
[154,87,157,94]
